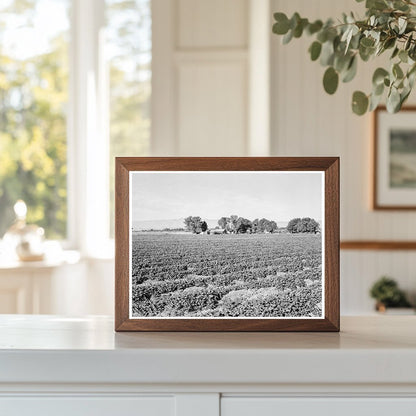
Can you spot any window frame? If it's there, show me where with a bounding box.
[67,0,111,257]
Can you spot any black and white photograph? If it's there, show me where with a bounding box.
[129,171,324,319]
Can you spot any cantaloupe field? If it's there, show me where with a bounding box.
[131,233,322,318]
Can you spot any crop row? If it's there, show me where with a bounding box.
[131,233,322,318]
[132,282,322,318]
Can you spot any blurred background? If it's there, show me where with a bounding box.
[0,0,415,316]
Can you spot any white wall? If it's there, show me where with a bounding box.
[41,0,416,317]
[271,0,416,313]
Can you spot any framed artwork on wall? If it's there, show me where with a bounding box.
[374,106,416,210]
[115,157,339,332]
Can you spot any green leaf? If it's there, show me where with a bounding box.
[393,63,404,79]
[360,37,375,48]
[408,63,416,78]
[366,0,388,10]
[290,12,301,30]
[352,91,369,115]
[405,34,413,51]
[399,49,408,63]
[398,17,407,34]
[386,87,401,113]
[307,20,323,35]
[369,92,383,111]
[400,88,411,106]
[293,18,308,38]
[408,68,416,88]
[393,0,410,11]
[342,56,357,83]
[383,37,396,50]
[374,82,385,96]
[334,52,351,72]
[320,41,335,66]
[342,25,359,53]
[372,68,389,86]
[282,29,293,44]
[359,45,374,61]
[359,37,377,61]
[323,67,339,95]
[409,44,416,61]
[309,41,322,61]
[350,33,361,49]
[273,13,290,35]
[317,30,328,43]
[391,47,399,59]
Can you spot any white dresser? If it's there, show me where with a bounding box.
[1,315,416,415]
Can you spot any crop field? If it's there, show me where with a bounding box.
[131,233,323,318]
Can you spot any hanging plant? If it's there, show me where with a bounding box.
[272,0,416,115]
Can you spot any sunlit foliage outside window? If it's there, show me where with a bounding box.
[0,0,69,239]
[107,0,151,237]
[0,0,151,240]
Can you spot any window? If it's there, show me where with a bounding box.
[0,0,70,239]
[106,0,151,237]
[0,0,151,251]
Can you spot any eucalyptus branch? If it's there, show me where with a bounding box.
[272,0,416,115]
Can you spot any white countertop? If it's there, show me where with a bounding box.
[0,315,415,386]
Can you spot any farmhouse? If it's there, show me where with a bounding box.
[209,228,226,235]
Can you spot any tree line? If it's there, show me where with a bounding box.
[184,215,320,234]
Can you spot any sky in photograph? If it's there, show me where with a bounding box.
[131,171,323,228]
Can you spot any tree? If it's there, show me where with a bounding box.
[252,218,259,233]
[235,217,252,233]
[266,220,278,233]
[305,218,320,233]
[218,217,230,231]
[229,215,239,233]
[287,217,320,233]
[184,216,203,233]
[257,218,269,233]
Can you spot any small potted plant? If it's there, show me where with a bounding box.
[370,276,414,314]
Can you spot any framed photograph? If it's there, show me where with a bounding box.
[115,157,339,332]
[374,106,416,209]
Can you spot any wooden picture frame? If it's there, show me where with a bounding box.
[373,106,416,210]
[115,157,339,332]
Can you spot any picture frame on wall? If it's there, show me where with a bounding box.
[115,157,339,332]
[374,106,416,210]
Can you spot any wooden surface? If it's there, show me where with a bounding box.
[341,241,416,250]
[115,157,339,332]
